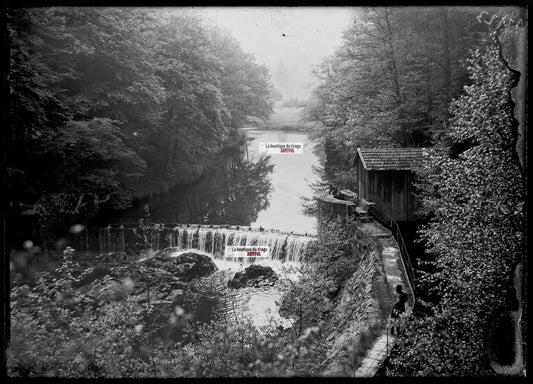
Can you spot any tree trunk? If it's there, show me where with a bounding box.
[299,303,303,337]
[441,7,451,130]
[384,8,412,146]
[147,284,150,311]
[384,8,402,104]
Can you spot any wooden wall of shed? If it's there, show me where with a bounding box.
[356,160,367,200]
[355,164,418,221]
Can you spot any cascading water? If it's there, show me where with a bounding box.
[169,225,315,263]
[166,225,315,328]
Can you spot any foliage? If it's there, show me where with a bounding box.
[281,218,353,328]
[131,317,325,378]
[208,25,274,128]
[8,247,152,377]
[305,7,490,186]
[8,246,224,377]
[8,245,327,377]
[6,7,274,249]
[8,216,385,377]
[197,155,274,225]
[130,204,166,253]
[387,32,525,376]
[119,153,274,225]
[279,217,382,375]
[310,217,357,287]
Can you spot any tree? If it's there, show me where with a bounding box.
[305,7,488,186]
[6,7,275,248]
[134,10,229,196]
[388,31,525,376]
[209,25,273,128]
[7,8,157,247]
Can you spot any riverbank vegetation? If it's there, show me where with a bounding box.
[304,7,526,376]
[387,32,525,377]
[8,219,380,377]
[6,6,526,378]
[6,7,273,254]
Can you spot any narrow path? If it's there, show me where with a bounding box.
[353,221,413,377]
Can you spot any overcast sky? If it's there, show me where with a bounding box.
[189,7,358,99]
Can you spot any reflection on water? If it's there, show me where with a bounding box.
[120,151,274,226]
[245,129,319,234]
[116,129,319,329]
[117,129,318,237]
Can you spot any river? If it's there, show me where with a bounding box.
[164,129,319,328]
[243,128,319,235]
[115,129,319,234]
[116,128,320,328]
[222,128,318,327]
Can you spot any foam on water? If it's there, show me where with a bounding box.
[167,248,301,329]
[168,226,314,263]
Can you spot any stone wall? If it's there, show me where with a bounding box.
[321,235,393,376]
[321,220,414,377]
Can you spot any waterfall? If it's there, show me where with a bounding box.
[170,226,315,262]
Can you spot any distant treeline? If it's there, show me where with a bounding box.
[304,6,523,187]
[5,8,274,249]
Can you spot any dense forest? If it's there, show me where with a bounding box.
[6,7,274,251]
[5,6,527,378]
[306,7,524,187]
[305,6,526,376]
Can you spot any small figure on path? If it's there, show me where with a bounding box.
[390,284,408,335]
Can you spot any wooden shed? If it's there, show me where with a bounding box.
[353,148,427,222]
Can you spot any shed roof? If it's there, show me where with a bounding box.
[355,148,427,171]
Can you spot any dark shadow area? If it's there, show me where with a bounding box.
[97,154,274,227]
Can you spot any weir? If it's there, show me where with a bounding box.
[73,224,316,263]
[170,226,314,262]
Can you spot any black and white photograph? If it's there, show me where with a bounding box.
[3,4,527,378]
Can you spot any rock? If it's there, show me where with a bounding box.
[156,248,177,258]
[140,252,217,282]
[171,252,218,282]
[228,264,278,289]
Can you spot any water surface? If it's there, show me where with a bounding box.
[244,129,319,235]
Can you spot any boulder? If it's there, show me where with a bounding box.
[141,252,218,282]
[228,264,278,289]
[171,252,218,282]
[156,247,177,258]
